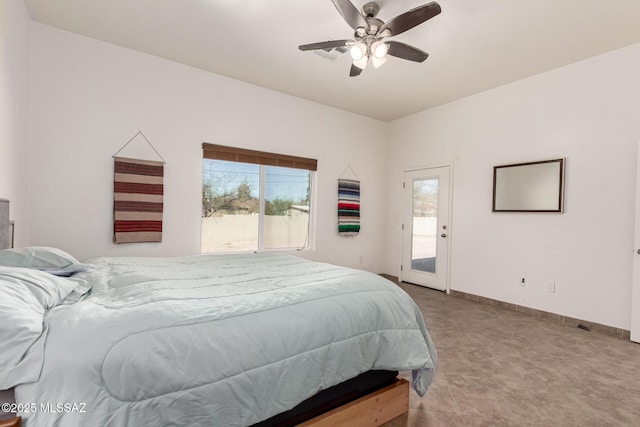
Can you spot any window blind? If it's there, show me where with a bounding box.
[202,143,317,171]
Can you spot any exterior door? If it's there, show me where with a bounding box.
[401,166,451,291]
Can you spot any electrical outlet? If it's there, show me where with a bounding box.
[520,277,526,287]
[359,255,364,264]
[547,282,556,293]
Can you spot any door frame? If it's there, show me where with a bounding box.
[631,141,640,343]
[399,162,454,294]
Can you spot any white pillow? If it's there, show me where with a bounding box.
[0,246,80,269]
[0,267,78,389]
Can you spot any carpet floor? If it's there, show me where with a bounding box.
[382,280,640,427]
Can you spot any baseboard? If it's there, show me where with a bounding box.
[382,275,631,340]
[448,289,630,339]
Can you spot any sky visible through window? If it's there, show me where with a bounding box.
[203,159,309,203]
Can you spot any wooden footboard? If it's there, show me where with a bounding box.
[2,381,408,427]
[298,378,409,427]
[0,417,21,427]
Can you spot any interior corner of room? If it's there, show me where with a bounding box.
[2,0,640,342]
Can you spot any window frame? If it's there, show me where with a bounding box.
[202,143,317,253]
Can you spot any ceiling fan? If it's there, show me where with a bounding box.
[299,0,441,77]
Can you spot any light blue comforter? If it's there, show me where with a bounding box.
[16,253,437,426]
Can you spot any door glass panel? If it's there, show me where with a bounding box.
[411,178,438,273]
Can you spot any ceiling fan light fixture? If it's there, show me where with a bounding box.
[353,56,368,70]
[371,55,387,69]
[350,43,367,61]
[301,0,441,77]
[372,41,388,59]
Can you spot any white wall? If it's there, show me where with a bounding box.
[28,23,389,272]
[0,0,30,246]
[386,42,640,330]
[26,17,640,329]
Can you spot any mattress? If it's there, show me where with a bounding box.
[14,252,437,427]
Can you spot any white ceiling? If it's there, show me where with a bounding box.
[25,0,640,122]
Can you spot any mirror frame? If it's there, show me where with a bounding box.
[492,158,565,213]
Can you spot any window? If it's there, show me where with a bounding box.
[202,144,316,253]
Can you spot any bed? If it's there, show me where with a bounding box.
[0,247,437,427]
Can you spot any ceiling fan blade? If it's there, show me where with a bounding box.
[331,0,367,30]
[386,41,429,62]
[349,63,364,77]
[298,40,350,51]
[380,2,441,36]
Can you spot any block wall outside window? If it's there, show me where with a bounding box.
[201,144,316,253]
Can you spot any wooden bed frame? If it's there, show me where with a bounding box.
[0,417,21,427]
[253,370,408,427]
[301,378,409,427]
[0,381,407,427]
[0,382,407,427]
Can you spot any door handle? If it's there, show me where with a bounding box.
[441,233,447,238]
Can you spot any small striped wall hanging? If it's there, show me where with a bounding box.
[113,157,164,243]
[338,179,360,235]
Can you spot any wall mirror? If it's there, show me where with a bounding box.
[492,158,565,213]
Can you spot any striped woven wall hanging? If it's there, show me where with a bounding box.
[113,157,164,243]
[338,179,360,235]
